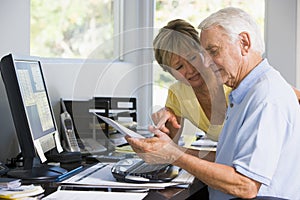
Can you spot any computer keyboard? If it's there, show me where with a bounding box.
[111,158,180,183]
[129,160,168,173]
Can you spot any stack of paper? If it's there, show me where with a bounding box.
[0,178,21,190]
[0,184,44,199]
[191,135,217,151]
[171,169,195,185]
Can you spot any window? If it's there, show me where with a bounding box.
[30,0,115,59]
[153,0,265,108]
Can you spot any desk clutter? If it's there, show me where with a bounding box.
[0,159,195,199]
[0,157,195,199]
[0,149,193,199]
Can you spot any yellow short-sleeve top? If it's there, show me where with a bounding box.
[165,82,232,141]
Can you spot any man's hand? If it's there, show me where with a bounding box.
[151,107,181,134]
[126,127,184,164]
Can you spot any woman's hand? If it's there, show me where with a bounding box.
[151,107,181,134]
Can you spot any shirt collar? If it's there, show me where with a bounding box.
[229,58,271,104]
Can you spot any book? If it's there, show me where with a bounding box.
[0,178,21,189]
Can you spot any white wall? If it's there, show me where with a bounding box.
[265,0,298,86]
[0,0,30,162]
[41,60,141,125]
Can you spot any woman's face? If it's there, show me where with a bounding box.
[168,50,213,88]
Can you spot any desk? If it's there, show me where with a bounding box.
[7,151,207,199]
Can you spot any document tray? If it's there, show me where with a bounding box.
[111,158,180,183]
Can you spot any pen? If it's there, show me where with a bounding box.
[149,113,158,129]
[55,165,84,182]
[4,188,24,191]
[75,163,108,182]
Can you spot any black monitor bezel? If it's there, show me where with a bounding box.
[0,54,60,169]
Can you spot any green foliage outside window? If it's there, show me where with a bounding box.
[30,0,114,59]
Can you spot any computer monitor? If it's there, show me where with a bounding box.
[0,54,67,182]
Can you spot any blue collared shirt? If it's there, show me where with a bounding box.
[209,59,300,199]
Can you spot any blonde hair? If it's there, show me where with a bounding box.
[153,19,201,71]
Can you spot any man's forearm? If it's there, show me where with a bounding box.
[178,146,215,162]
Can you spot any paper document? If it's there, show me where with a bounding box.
[92,113,144,139]
[61,163,179,189]
[171,170,195,185]
[43,190,148,200]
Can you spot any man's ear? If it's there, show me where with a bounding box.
[239,32,251,55]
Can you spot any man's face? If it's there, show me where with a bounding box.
[200,26,243,88]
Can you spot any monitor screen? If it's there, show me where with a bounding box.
[16,60,55,140]
[0,54,63,169]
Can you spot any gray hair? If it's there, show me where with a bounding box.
[198,7,265,55]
